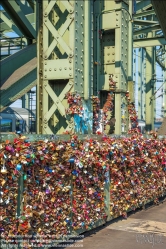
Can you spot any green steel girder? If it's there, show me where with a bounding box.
[136,0,152,14]
[145,45,155,131]
[133,36,166,48]
[156,57,165,69]
[0,43,36,88]
[152,0,166,39]
[27,0,35,11]
[134,9,155,18]
[0,11,23,37]
[133,19,158,26]
[0,0,36,39]
[134,24,161,36]
[0,13,35,33]
[94,0,131,134]
[0,66,37,112]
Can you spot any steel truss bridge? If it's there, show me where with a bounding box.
[0,0,166,134]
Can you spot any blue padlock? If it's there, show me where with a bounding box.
[16,164,22,171]
[69,158,75,163]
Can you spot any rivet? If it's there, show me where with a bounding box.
[65,67,67,70]
[54,68,56,71]
[69,73,72,76]
[49,68,52,71]
[59,68,62,71]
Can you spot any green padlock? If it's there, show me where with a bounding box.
[23,174,27,180]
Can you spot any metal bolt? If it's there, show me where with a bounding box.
[69,73,72,76]
[64,67,67,70]
[59,68,62,71]
[49,68,52,71]
[69,67,72,70]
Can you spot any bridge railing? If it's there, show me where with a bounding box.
[0,134,166,248]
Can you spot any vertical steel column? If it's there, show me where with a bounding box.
[142,48,146,120]
[93,0,101,96]
[21,93,29,109]
[83,0,90,100]
[37,0,93,134]
[138,48,142,120]
[133,49,136,85]
[94,1,130,135]
[145,43,155,131]
[153,46,156,123]
[36,0,43,134]
[128,0,133,81]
